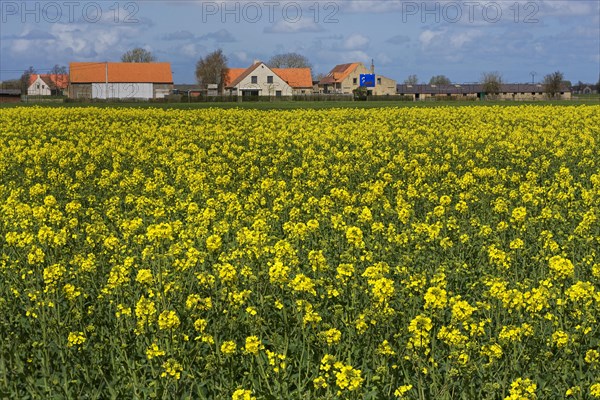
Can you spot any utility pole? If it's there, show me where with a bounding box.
[530,71,537,84]
[105,61,108,100]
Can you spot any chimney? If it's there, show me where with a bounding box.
[370,59,374,74]
[253,59,261,65]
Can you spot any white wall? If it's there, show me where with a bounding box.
[28,76,51,96]
[91,83,153,99]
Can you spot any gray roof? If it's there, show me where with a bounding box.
[173,84,203,91]
[0,89,21,95]
[396,83,571,94]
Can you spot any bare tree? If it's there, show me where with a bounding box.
[121,48,156,63]
[404,74,418,85]
[20,66,36,94]
[481,71,503,98]
[429,75,451,85]
[543,71,564,99]
[48,64,68,95]
[267,53,312,69]
[314,72,327,82]
[49,64,67,75]
[195,49,229,92]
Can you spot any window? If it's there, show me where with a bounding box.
[251,76,257,84]
[377,78,381,84]
[276,90,282,97]
[267,76,273,84]
[353,78,357,84]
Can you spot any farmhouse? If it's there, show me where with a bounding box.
[69,62,173,100]
[318,62,397,96]
[571,83,598,95]
[28,74,69,96]
[396,83,572,101]
[224,61,312,97]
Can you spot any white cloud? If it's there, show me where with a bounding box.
[419,29,444,48]
[538,0,597,16]
[8,21,145,62]
[11,39,32,54]
[449,30,482,48]
[342,33,370,50]
[342,1,405,13]
[375,53,392,66]
[346,50,370,63]
[264,19,324,34]
[198,29,236,42]
[339,0,598,18]
[314,48,370,65]
[180,43,202,58]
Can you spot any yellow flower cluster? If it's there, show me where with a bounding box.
[231,389,256,400]
[504,378,537,400]
[67,332,86,348]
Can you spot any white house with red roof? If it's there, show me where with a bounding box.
[224,61,312,97]
[28,74,69,96]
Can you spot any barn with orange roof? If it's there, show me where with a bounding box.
[69,62,173,100]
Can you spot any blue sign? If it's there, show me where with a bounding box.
[360,74,376,87]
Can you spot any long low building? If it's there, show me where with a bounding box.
[0,89,21,103]
[69,62,173,100]
[396,83,571,100]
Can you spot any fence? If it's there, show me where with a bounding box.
[175,93,356,102]
[21,95,67,103]
[165,93,413,102]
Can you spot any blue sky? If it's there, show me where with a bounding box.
[1,0,599,84]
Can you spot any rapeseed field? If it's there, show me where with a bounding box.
[1,105,599,399]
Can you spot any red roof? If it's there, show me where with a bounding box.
[319,63,360,84]
[29,74,69,89]
[227,62,263,88]
[223,68,246,87]
[225,62,313,89]
[70,62,173,83]
[272,68,312,88]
